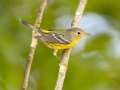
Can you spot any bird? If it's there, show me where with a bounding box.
[20,19,89,56]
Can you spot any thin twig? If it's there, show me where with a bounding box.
[22,0,47,90]
[55,0,87,90]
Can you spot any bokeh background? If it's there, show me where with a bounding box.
[0,0,120,90]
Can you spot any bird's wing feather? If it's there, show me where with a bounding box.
[38,31,71,44]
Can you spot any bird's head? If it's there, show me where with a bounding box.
[65,27,89,41]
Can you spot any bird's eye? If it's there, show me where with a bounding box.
[77,32,81,35]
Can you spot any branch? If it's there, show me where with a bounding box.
[22,0,47,90]
[55,0,87,90]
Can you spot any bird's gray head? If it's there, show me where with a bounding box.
[65,27,88,40]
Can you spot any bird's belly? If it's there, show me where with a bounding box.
[47,42,77,49]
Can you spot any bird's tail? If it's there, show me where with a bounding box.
[20,19,42,36]
[20,19,33,29]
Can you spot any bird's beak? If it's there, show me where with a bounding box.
[81,31,90,37]
[84,32,90,36]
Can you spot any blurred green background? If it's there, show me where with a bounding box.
[0,0,120,90]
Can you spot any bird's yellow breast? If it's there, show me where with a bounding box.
[47,37,80,49]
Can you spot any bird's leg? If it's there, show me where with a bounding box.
[53,49,58,56]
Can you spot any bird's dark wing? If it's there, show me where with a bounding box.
[38,31,71,44]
